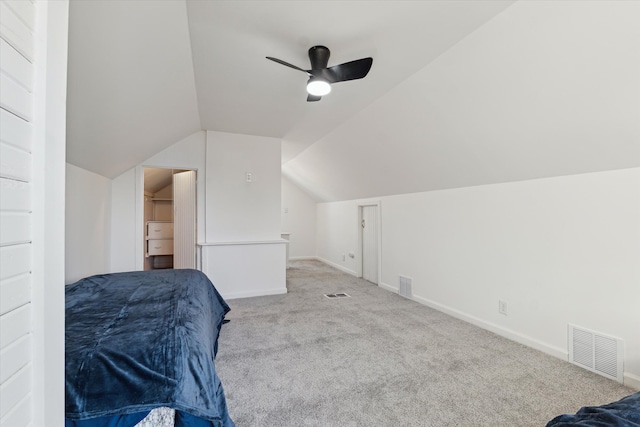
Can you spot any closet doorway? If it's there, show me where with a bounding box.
[143,168,197,270]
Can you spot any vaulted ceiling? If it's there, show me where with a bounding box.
[66,0,515,177]
[66,1,640,202]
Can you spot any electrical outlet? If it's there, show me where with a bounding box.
[499,300,508,315]
[245,172,252,182]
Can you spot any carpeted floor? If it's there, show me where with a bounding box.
[215,260,634,426]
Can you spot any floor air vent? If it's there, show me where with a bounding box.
[568,324,623,383]
[399,275,412,298]
[324,293,350,299]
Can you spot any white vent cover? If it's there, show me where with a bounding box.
[399,276,412,298]
[568,324,623,383]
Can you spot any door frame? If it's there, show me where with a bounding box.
[357,201,382,284]
[135,165,199,271]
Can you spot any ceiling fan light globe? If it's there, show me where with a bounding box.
[307,79,331,96]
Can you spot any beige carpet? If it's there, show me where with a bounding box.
[216,260,634,426]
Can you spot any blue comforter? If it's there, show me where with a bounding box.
[65,269,234,427]
[547,391,640,426]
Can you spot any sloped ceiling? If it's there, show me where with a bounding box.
[66,1,639,202]
[66,0,515,178]
[66,0,201,178]
[283,0,640,201]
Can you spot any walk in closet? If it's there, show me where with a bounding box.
[143,168,197,270]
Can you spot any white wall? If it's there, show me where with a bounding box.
[199,131,286,299]
[200,241,287,299]
[110,131,206,272]
[65,164,111,283]
[109,130,287,299]
[316,200,361,275]
[316,168,640,389]
[110,168,137,272]
[142,131,206,242]
[281,175,317,259]
[205,131,281,242]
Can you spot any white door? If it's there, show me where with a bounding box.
[361,205,379,284]
[173,170,197,269]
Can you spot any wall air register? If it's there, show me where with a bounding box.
[398,275,413,299]
[568,324,624,383]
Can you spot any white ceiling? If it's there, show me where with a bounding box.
[66,1,640,202]
[66,0,200,178]
[66,0,515,178]
[283,0,640,201]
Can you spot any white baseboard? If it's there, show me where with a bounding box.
[407,292,640,389]
[316,257,358,277]
[376,280,567,360]
[224,287,287,300]
[624,373,640,391]
[289,256,319,261]
[410,294,567,360]
[378,281,398,293]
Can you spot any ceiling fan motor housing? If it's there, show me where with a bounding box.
[309,45,331,70]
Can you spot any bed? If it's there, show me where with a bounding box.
[546,391,640,426]
[65,269,235,427]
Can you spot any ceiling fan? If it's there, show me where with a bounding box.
[266,46,373,102]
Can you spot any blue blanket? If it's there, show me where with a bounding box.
[65,269,234,427]
[546,391,640,426]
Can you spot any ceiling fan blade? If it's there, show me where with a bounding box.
[266,57,312,76]
[307,94,322,102]
[325,57,373,83]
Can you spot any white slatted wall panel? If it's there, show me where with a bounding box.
[173,171,197,269]
[0,0,35,425]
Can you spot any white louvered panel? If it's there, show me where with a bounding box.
[0,393,30,427]
[0,1,34,61]
[0,212,30,246]
[399,275,413,298]
[3,0,36,32]
[571,327,594,369]
[0,178,31,211]
[0,74,32,121]
[0,364,31,420]
[173,170,196,269]
[0,142,31,182]
[0,108,32,152]
[0,304,30,349]
[1,39,33,93]
[595,335,618,378]
[0,334,30,383]
[0,273,30,315]
[569,324,623,383]
[0,244,31,280]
